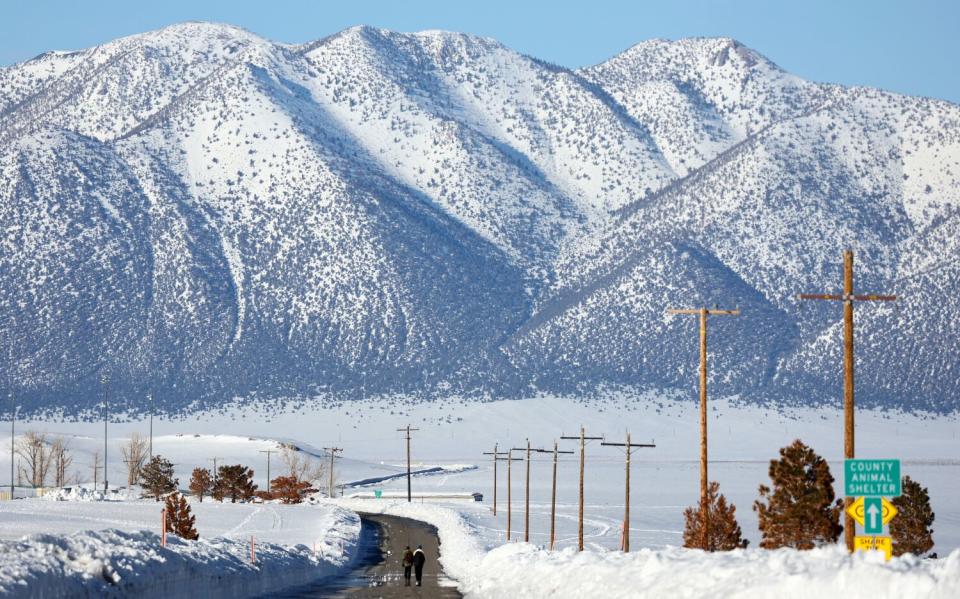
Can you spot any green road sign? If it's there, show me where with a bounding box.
[863,497,884,534]
[845,459,901,497]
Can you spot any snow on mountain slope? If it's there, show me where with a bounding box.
[1,23,958,413]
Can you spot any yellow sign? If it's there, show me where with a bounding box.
[846,497,898,527]
[854,535,893,561]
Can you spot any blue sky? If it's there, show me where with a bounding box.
[2,0,957,103]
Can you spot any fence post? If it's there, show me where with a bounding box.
[161,509,167,548]
[251,535,256,564]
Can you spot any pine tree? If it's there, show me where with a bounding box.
[270,475,315,504]
[164,492,199,540]
[753,439,843,549]
[140,455,178,501]
[682,481,747,551]
[890,476,935,557]
[189,467,213,502]
[213,464,257,503]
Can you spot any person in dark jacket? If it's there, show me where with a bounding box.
[401,546,414,586]
[412,545,426,586]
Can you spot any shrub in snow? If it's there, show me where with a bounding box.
[165,492,199,540]
[890,475,935,557]
[213,464,257,503]
[682,481,747,551]
[754,439,842,549]
[269,475,316,504]
[189,467,214,502]
[141,455,178,501]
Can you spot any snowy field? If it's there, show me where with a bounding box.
[1,393,958,597]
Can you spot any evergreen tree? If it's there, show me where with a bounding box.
[682,481,747,551]
[213,464,257,503]
[164,492,199,540]
[189,467,213,502]
[890,476,935,557]
[270,475,315,504]
[141,455,178,501]
[753,439,843,549]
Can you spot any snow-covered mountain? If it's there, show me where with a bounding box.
[1,23,958,414]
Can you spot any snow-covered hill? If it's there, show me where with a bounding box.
[1,23,958,414]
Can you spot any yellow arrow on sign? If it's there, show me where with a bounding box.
[847,497,898,527]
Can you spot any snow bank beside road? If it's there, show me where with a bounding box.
[0,506,362,599]
[334,499,960,599]
[469,544,960,599]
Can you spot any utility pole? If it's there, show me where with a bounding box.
[482,443,507,516]
[512,440,546,543]
[9,401,16,500]
[561,427,603,551]
[148,393,154,459]
[209,457,220,488]
[666,306,739,550]
[258,450,274,493]
[397,425,419,502]
[602,432,656,552]
[323,447,343,498]
[535,442,573,550]
[498,449,523,541]
[798,249,896,552]
[102,375,109,493]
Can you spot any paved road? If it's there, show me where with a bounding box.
[274,513,462,598]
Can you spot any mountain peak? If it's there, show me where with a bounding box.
[1,22,958,414]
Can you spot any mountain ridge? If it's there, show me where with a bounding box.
[1,23,958,415]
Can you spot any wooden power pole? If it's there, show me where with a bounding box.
[10,402,16,500]
[102,375,109,493]
[258,450,274,493]
[323,447,343,498]
[482,444,508,516]
[496,451,522,541]
[512,440,546,543]
[602,432,656,552]
[798,249,896,552]
[535,442,573,550]
[561,427,603,551]
[397,425,419,502]
[209,457,221,488]
[666,306,739,550]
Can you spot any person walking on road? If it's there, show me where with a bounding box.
[412,544,426,586]
[401,546,414,586]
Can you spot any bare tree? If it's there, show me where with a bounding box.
[50,437,74,488]
[91,450,102,488]
[280,447,324,486]
[15,431,54,488]
[120,433,149,487]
